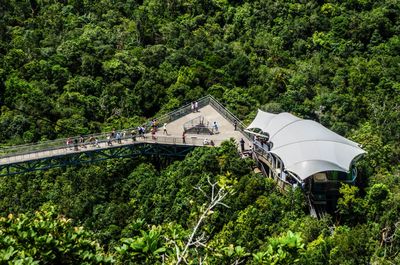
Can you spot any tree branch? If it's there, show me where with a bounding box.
[176,179,230,265]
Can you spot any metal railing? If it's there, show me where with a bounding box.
[183,116,207,131]
[156,95,250,140]
[207,95,251,140]
[0,134,226,165]
[253,141,294,192]
[156,95,212,126]
[0,95,247,162]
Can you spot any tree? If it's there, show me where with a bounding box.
[337,184,366,224]
[252,231,305,265]
[0,204,112,264]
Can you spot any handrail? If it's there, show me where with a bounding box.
[253,142,295,189]
[0,135,227,165]
[0,95,248,160]
[206,95,251,140]
[253,148,292,192]
[0,96,213,157]
[156,95,212,125]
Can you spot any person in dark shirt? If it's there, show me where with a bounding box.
[240,138,245,152]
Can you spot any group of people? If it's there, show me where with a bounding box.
[107,128,125,146]
[65,115,240,152]
[203,138,215,146]
[66,135,100,151]
[191,101,199,112]
[148,121,168,140]
[253,135,272,151]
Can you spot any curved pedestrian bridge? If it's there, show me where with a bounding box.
[0,96,251,176]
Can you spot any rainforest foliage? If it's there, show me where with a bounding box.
[1,0,400,264]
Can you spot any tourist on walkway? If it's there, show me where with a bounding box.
[233,120,237,131]
[79,135,87,148]
[131,129,137,141]
[107,135,113,146]
[66,137,72,150]
[74,138,79,151]
[191,102,195,113]
[213,121,219,133]
[95,138,100,147]
[253,135,258,148]
[240,138,245,152]
[182,131,186,144]
[138,126,146,138]
[163,123,168,135]
[116,132,122,144]
[88,136,95,146]
[194,101,198,112]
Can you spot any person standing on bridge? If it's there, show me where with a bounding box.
[163,123,168,135]
[95,137,100,147]
[89,136,95,146]
[131,129,137,141]
[233,120,238,131]
[66,137,72,150]
[107,134,113,146]
[194,101,198,112]
[74,138,79,151]
[116,132,122,144]
[151,127,157,140]
[240,138,245,153]
[191,102,195,113]
[213,121,219,133]
[79,136,87,149]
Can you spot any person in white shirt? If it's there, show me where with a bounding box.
[163,123,168,135]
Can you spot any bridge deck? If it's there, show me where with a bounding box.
[0,103,251,167]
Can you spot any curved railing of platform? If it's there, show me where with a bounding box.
[0,95,247,164]
[0,134,228,165]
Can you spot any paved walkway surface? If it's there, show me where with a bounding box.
[0,104,251,166]
[165,104,250,148]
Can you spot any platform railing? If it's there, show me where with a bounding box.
[253,142,294,192]
[156,95,249,139]
[207,95,251,140]
[0,134,225,165]
[156,95,212,125]
[0,95,246,162]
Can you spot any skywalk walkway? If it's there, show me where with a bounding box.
[0,95,251,176]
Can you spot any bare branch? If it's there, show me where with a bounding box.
[217,202,230,208]
[231,259,246,265]
[207,176,213,187]
[176,179,230,265]
[194,185,208,198]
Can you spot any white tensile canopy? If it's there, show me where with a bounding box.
[247,110,366,181]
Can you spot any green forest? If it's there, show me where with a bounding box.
[0,0,399,264]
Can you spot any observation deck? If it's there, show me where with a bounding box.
[0,96,251,176]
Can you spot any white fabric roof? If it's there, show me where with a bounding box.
[247,110,365,180]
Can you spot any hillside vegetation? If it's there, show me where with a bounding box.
[0,0,399,264]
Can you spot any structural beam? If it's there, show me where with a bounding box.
[0,143,196,177]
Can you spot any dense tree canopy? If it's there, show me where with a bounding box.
[1,0,400,264]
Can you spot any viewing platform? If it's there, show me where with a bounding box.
[0,96,251,176]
